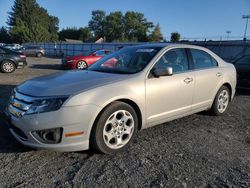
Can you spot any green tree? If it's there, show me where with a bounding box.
[0,27,11,43]
[59,27,80,41]
[104,11,124,42]
[171,32,181,42]
[59,27,93,42]
[88,10,156,42]
[123,11,154,42]
[149,24,163,42]
[78,27,93,42]
[88,10,106,39]
[7,0,59,43]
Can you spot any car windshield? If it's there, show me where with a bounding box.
[88,46,162,74]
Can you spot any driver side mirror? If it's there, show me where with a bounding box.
[92,53,96,56]
[151,67,173,78]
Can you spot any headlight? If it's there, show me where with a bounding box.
[67,59,75,63]
[26,97,68,115]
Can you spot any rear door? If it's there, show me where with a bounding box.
[146,48,195,126]
[188,48,223,110]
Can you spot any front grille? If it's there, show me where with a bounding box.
[8,90,34,118]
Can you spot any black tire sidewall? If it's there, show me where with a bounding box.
[91,101,138,154]
[0,61,16,73]
[211,86,230,116]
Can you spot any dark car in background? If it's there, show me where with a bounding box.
[0,47,27,73]
[18,46,45,57]
[234,54,250,89]
[62,49,113,70]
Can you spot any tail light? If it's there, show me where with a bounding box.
[20,54,26,59]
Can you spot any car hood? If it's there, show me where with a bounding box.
[17,70,129,97]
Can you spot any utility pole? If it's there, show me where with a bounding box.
[242,15,250,40]
[226,30,231,40]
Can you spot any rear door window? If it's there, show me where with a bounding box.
[190,49,218,69]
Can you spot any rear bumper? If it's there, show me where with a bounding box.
[17,61,27,69]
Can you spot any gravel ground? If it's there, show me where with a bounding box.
[0,57,250,188]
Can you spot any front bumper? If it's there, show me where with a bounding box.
[4,104,101,152]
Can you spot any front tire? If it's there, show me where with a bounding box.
[0,61,16,73]
[209,86,230,116]
[76,60,88,70]
[91,101,138,154]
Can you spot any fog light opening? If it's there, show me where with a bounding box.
[33,128,63,144]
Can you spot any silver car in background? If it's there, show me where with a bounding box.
[4,44,236,154]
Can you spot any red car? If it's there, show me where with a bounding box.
[62,49,113,70]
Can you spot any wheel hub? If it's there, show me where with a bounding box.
[3,62,14,72]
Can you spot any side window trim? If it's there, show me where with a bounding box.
[186,48,194,70]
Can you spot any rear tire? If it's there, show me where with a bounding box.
[209,86,230,116]
[0,61,16,73]
[36,52,43,57]
[91,101,138,154]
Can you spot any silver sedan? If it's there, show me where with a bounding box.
[4,44,236,154]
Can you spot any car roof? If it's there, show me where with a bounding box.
[127,43,205,50]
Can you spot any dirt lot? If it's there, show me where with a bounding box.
[0,57,250,188]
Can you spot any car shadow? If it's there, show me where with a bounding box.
[29,64,64,70]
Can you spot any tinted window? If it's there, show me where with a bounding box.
[236,55,250,65]
[190,49,217,69]
[153,48,189,73]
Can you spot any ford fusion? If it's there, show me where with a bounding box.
[4,44,236,154]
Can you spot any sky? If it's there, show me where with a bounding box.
[0,0,250,40]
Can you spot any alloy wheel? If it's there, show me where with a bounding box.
[217,89,229,113]
[103,110,135,149]
[77,61,87,69]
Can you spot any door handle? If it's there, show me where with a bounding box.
[184,77,193,84]
[216,72,222,77]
